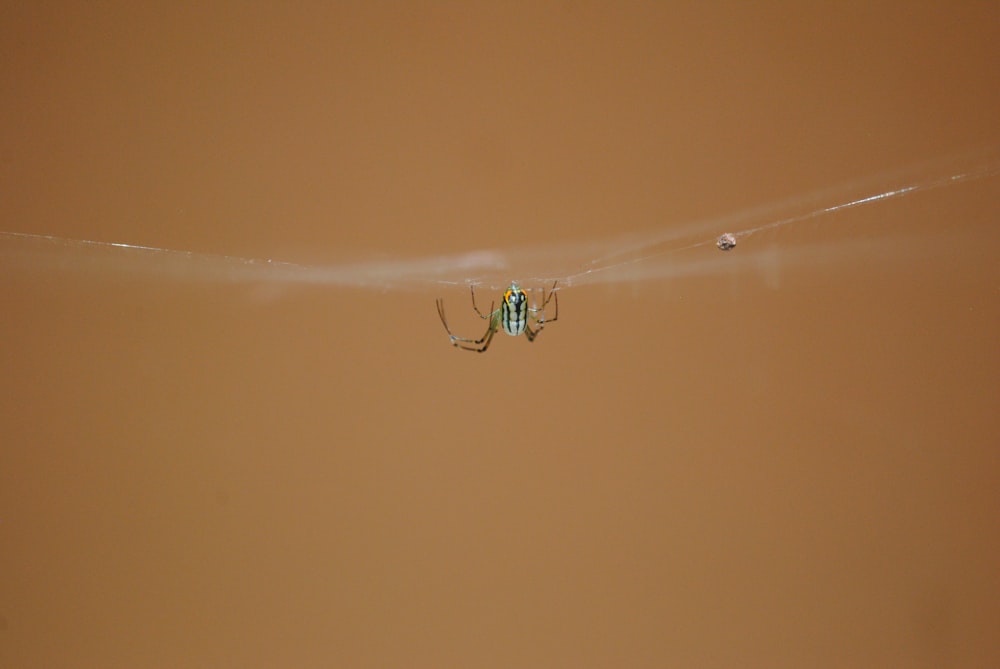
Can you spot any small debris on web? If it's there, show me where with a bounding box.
[716,233,737,251]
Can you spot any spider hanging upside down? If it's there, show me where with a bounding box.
[436,281,559,353]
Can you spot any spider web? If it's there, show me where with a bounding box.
[2,147,998,293]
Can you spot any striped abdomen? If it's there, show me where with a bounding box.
[500,284,528,336]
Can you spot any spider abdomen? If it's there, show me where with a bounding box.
[501,286,528,336]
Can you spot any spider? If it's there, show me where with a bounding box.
[436,281,559,353]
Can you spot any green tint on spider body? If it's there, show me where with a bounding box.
[435,281,559,353]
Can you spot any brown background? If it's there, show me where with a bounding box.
[2,3,999,667]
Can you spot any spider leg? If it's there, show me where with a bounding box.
[524,322,543,342]
[527,281,558,316]
[524,283,559,342]
[437,298,500,352]
[527,284,558,324]
[453,321,498,352]
[470,286,496,320]
[545,288,558,324]
[436,298,456,337]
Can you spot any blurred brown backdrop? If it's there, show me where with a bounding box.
[2,2,999,667]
